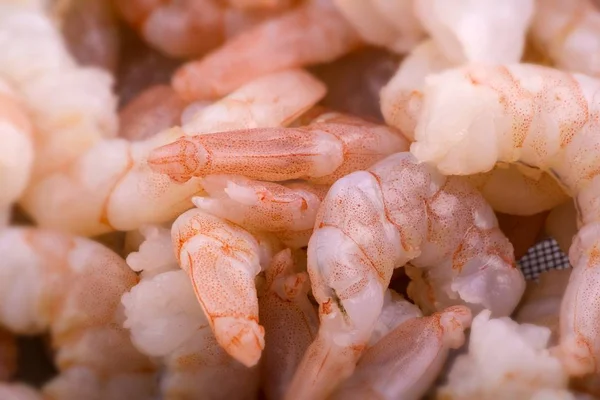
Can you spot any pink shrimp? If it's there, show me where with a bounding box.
[286,152,524,399]
[148,111,409,185]
[405,62,600,376]
[0,228,156,399]
[259,248,319,400]
[171,0,362,101]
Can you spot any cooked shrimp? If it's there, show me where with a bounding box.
[438,310,573,400]
[20,69,325,236]
[531,0,600,77]
[406,62,600,376]
[123,225,259,399]
[331,306,471,400]
[119,84,188,141]
[148,111,409,185]
[368,290,422,347]
[414,0,534,64]
[546,200,578,253]
[0,2,117,178]
[194,176,329,248]
[0,328,17,382]
[332,0,425,53]
[0,228,156,399]
[286,152,524,399]
[0,79,33,226]
[258,248,319,400]
[172,0,362,101]
[171,208,283,367]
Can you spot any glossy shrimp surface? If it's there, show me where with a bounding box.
[286,152,524,399]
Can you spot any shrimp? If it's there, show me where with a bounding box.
[331,0,425,54]
[171,0,362,101]
[171,208,282,367]
[331,306,471,400]
[119,84,188,141]
[286,152,524,399]
[122,225,259,399]
[381,40,568,215]
[0,1,117,178]
[193,175,329,249]
[148,111,410,185]
[406,62,600,376]
[368,290,423,347]
[0,228,156,399]
[437,310,573,400]
[258,248,319,400]
[0,79,33,226]
[413,0,534,64]
[531,0,600,78]
[20,69,325,236]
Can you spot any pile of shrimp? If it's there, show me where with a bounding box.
[2,0,600,399]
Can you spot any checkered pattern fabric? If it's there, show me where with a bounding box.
[517,238,571,280]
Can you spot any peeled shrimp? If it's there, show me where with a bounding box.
[122,225,259,399]
[406,62,600,376]
[438,310,573,400]
[21,69,325,236]
[287,152,524,399]
[194,176,329,249]
[258,248,319,400]
[332,0,425,53]
[531,0,600,77]
[0,2,117,178]
[368,290,422,347]
[172,0,361,101]
[0,228,156,399]
[0,79,33,225]
[331,306,471,400]
[149,111,409,185]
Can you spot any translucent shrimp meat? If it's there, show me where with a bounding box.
[406,62,600,376]
[438,310,573,400]
[171,0,362,101]
[123,225,259,399]
[331,306,471,400]
[286,152,524,399]
[20,69,325,236]
[0,228,156,399]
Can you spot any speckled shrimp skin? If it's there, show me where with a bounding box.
[0,228,156,400]
[148,111,410,185]
[286,152,524,399]
[408,62,600,376]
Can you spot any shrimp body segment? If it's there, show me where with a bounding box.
[287,152,524,399]
[407,63,600,375]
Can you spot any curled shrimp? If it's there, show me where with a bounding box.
[286,152,524,399]
[331,306,471,400]
[406,62,600,376]
[531,0,600,77]
[20,69,325,236]
[148,111,409,185]
[122,225,259,399]
[438,310,573,400]
[0,228,156,399]
[193,175,329,248]
[171,0,362,101]
[171,208,282,367]
[258,248,319,400]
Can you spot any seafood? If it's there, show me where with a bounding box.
[0,228,156,399]
[148,111,409,185]
[172,0,362,101]
[368,290,422,347]
[531,0,600,77]
[123,225,259,399]
[194,176,329,248]
[258,248,319,400]
[438,310,573,400]
[287,152,524,399]
[406,62,600,376]
[331,306,471,400]
[20,69,325,235]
